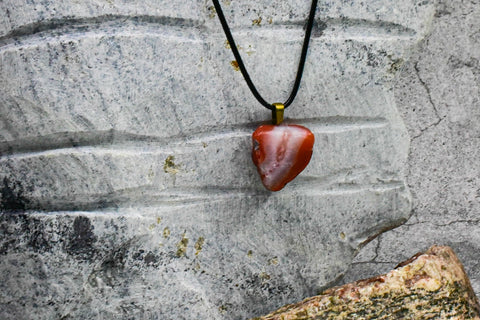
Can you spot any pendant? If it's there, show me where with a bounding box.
[252,104,315,191]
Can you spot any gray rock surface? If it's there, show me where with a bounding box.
[343,0,480,298]
[0,0,439,319]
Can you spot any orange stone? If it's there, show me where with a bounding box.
[252,124,315,191]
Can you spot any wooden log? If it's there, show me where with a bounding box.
[252,246,480,320]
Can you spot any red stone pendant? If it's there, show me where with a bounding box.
[252,124,315,191]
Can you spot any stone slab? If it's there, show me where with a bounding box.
[344,0,480,300]
[0,0,435,318]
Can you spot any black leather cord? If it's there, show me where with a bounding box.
[211,0,318,111]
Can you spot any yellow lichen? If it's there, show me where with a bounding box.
[195,237,205,256]
[164,155,180,174]
[163,227,171,238]
[207,6,216,19]
[252,17,262,26]
[176,233,189,257]
[230,60,240,71]
[259,272,271,283]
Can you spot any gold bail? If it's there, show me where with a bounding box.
[272,103,284,125]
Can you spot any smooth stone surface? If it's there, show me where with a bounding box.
[0,0,434,319]
[343,0,480,299]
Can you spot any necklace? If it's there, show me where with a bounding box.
[212,0,317,191]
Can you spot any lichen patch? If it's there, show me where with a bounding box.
[176,233,189,257]
[230,60,240,71]
[195,237,205,256]
[163,227,171,238]
[163,155,180,174]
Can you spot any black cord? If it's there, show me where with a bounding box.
[211,0,318,111]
